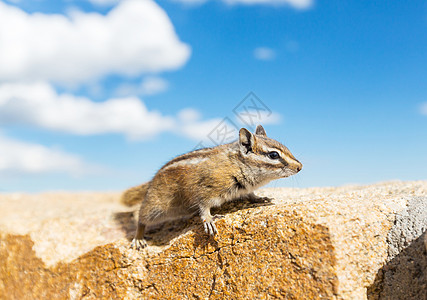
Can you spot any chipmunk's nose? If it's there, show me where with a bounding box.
[293,161,302,173]
[285,157,302,173]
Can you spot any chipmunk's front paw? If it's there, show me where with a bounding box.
[243,193,273,203]
[130,238,147,250]
[203,220,218,236]
[251,196,273,203]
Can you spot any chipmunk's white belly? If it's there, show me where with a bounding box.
[207,197,226,208]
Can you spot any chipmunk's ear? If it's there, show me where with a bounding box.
[239,128,254,154]
[255,125,267,137]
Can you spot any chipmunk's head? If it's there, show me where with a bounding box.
[238,125,302,180]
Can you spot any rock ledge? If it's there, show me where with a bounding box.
[0,181,426,299]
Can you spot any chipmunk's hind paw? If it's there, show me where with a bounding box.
[203,221,218,236]
[130,238,147,250]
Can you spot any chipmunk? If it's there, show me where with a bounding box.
[121,125,302,250]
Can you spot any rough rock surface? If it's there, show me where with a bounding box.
[0,181,426,299]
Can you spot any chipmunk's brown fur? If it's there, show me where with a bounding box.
[123,125,302,250]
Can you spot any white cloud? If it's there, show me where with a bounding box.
[217,0,312,8]
[177,108,226,141]
[0,134,90,175]
[0,81,282,144]
[178,108,202,123]
[180,118,226,142]
[87,0,120,6]
[0,82,175,140]
[0,0,191,85]
[115,76,169,97]
[0,81,233,142]
[89,0,313,8]
[169,0,209,6]
[254,47,277,61]
[420,103,427,115]
[236,110,282,126]
[140,77,169,95]
[177,109,242,146]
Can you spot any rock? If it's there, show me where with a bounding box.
[0,181,426,299]
[367,196,427,300]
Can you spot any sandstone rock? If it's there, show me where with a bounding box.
[0,181,426,299]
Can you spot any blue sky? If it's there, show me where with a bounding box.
[0,0,426,192]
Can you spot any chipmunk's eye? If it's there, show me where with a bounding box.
[267,151,280,159]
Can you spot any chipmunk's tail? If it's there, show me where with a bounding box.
[120,182,149,206]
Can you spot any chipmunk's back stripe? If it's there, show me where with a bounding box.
[160,147,217,170]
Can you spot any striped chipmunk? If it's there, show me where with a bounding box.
[121,125,302,250]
